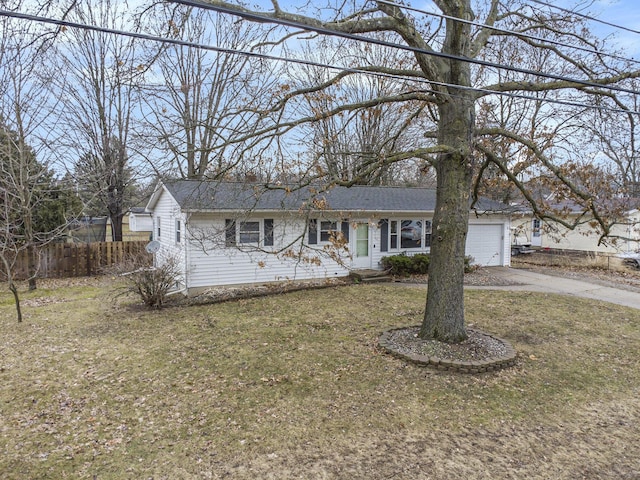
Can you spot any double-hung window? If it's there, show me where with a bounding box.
[320,221,337,242]
[175,220,181,243]
[225,218,274,247]
[239,221,260,244]
[308,219,349,245]
[390,220,398,249]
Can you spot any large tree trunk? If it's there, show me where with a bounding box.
[110,212,124,242]
[420,0,475,343]
[420,94,475,343]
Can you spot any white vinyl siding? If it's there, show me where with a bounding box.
[186,215,349,289]
[147,187,511,292]
[129,213,153,232]
[151,187,187,291]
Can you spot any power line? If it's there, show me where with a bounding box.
[377,0,640,66]
[527,0,640,35]
[0,8,637,116]
[172,0,640,96]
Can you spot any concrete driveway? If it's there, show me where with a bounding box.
[468,267,640,310]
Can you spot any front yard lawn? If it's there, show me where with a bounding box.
[1,279,639,479]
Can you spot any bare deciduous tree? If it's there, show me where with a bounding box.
[140,4,279,180]
[172,0,640,343]
[583,81,640,197]
[295,35,436,186]
[53,0,149,241]
[0,4,79,312]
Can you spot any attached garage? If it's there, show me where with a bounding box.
[466,223,506,267]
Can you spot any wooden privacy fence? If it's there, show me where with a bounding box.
[10,241,151,280]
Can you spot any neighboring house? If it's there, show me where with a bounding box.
[106,209,154,242]
[145,180,512,294]
[128,207,153,241]
[512,205,640,255]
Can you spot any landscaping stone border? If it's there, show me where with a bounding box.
[379,326,517,374]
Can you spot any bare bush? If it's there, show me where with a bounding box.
[113,253,181,308]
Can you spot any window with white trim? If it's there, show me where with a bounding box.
[320,221,337,242]
[380,218,432,251]
[308,219,349,245]
[224,218,274,247]
[175,220,181,243]
[239,221,260,244]
[156,217,161,239]
[390,220,398,249]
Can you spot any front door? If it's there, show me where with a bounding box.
[531,218,542,247]
[353,223,371,269]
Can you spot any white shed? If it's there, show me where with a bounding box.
[128,207,153,233]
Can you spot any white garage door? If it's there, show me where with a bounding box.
[466,224,504,266]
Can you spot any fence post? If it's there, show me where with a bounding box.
[86,243,92,276]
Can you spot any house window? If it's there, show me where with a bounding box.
[225,219,236,247]
[390,220,398,249]
[381,219,430,251]
[225,218,274,246]
[157,217,161,239]
[401,220,422,249]
[320,221,337,242]
[424,220,432,247]
[239,221,260,244]
[309,219,349,245]
[175,220,181,243]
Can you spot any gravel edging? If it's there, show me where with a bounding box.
[379,326,517,374]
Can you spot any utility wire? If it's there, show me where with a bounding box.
[172,0,640,96]
[0,8,638,116]
[527,0,640,35]
[377,0,640,65]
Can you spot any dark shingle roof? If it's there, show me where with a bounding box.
[161,179,506,213]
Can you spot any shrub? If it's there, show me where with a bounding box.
[382,253,475,276]
[112,253,182,308]
[411,254,430,274]
[381,254,414,276]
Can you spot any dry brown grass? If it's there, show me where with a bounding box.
[513,249,629,271]
[1,278,639,479]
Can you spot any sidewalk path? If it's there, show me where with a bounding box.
[466,267,640,310]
